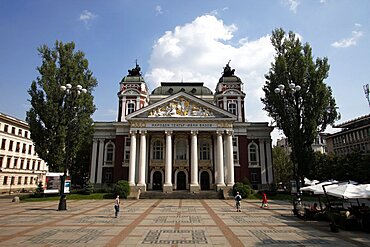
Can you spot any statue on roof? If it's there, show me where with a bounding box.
[222,60,235,77]
[127,60,142,76]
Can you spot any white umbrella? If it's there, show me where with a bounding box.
[325,183,369,199]
[300,180,338,195]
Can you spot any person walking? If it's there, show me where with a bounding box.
[114,195,120,218]
[261,191,268,208]
[235,191,242,212]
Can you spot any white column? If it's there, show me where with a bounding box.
[237,97,242,122]
[259,140,267,185]
[136,97,140,110]
[96,139,105,184]
[266,140,273,184]
[223,98,227,110]
[128,131,137,186]
[216,131,225,190]
[137,131,147,190]
[90,139,98,183]
[120,99,126,122]
[163,131,173,192]
[226,131,234,187]
[190,131,200,192]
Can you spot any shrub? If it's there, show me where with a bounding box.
[83,180,94,195]
[113,180,130,198]
[233,182,252,199]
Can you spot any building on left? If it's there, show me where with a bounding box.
[0,112,48,193]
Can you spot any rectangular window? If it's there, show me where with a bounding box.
[28,145,32,155]
[251,173,258,183]
[20,159,24,169]
[22,144,26,153]
[233,137,239,162]
[3,176,8,185]
[1,139,5,150]
[7,157,11,168]
[26,160,30,170]
[127,102,135,114]
[25,131,28,138]
[18,176,22,185]
[24,177,28,185]
[9,140,13,151]
[11,127,16,134]
[4,124,9,132]
[38,161,41,170]
[30,177,34,185]
[228,102,237,115]
[18,129,22,136]
[0,156,3,167]
[124,137,131,163]
[10,176,15,185]
[13,157,18,168]
[199,142,210,160]
[15,142,20,152]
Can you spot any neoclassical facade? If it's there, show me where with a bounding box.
[0,112,48,193]
[90,63,274,193]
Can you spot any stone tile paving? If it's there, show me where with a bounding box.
[0,198,369,246]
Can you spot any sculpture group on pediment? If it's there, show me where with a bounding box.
[148,99,214,118]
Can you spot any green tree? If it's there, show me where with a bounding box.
[26,41,97,205]
[272,146,293,187]
[262,28,340,185]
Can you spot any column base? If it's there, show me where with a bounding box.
[216,183,226,191]
[190,184,200,193]
[163,184,173,193]
[136,184,146,192]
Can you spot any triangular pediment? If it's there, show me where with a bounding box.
[127,92,236,120]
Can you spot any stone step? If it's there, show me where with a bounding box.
[140,190,222,199]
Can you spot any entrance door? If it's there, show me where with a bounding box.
[177,171,186,190]
[200,171,210,190]
[152,171,162,190]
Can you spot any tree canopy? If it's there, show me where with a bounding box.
[26,41,97,176]
[262,28,340,180]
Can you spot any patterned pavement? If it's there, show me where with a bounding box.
[0,198,369,246]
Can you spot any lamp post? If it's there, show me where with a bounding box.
[58,83,86,210]
[274,83,302,216]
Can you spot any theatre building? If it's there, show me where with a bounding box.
[90,63,274,193]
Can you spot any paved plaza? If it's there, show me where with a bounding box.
[0,198,369,247]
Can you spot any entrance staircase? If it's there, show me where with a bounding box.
[139,190,222,199]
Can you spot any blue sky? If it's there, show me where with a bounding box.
[0,0,369,142]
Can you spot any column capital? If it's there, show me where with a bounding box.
[165,130,173,136]
[93,138,98,143]
[190,130,198,136]
[98,138,105,142]
[216,131,223,136]
[139,130,147,135]
[226,130,234,136]
[130,130,137,136]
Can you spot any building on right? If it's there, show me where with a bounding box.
[326,114,370,156]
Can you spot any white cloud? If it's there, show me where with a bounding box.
[155,5,163,15]
[145,15,275,122]
[286,0,300,13]
[79,10,97,24]
[331,30,363,48]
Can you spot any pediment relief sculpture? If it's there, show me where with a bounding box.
[148,97,214,118]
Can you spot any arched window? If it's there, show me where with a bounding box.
[176,140,187,160]
[248,142,259,165]
[152,140,164,160]
[199,141,210,160]
[104,142,115,166]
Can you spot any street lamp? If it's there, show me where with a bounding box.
[275,83,302,216]
[58,83,86,210]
